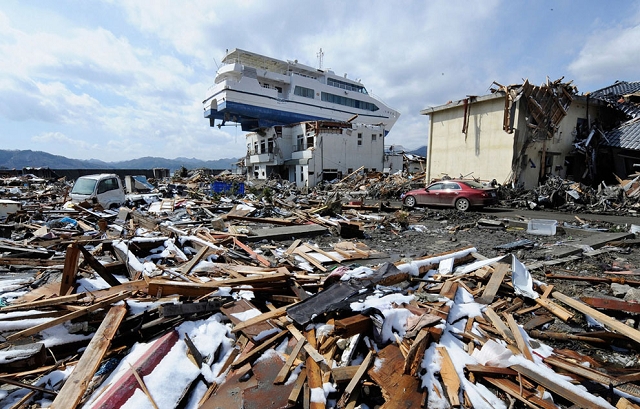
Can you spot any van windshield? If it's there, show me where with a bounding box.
[71,178,98,195]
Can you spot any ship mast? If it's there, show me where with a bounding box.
[317,48,324,70]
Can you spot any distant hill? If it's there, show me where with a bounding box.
[0,150,239,172]
[407,146,427,157]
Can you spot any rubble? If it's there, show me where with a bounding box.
[1,172,640,408]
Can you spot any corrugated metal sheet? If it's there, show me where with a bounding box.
[601,118,640,151]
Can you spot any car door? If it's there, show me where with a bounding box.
[96,177,124,208]
[438,182,462,206]
[420,182,446,206]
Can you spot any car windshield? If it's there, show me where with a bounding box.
[462,180,485,189]
[71,178,97,195]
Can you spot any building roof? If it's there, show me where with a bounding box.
[600,117,640,150]
[589,80,640,119]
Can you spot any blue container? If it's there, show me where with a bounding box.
[211,181,245,196]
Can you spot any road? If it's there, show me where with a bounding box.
[478,207,640,227]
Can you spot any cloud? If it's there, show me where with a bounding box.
[32,131,95,149]
[569,18,640,88]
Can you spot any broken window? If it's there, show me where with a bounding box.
[260,139,266,154]
[267,138,274,153]
[296,134,304,151]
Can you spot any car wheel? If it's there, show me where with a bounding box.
[455,197,470,211]
[404,195,417,208]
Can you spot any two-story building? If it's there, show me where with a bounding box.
[420,79,604,189]
[244,120,386,188]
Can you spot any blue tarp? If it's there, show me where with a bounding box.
[211,181,245,195]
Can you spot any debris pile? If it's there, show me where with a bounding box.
[499,173,640,215]
[0,173,640,408]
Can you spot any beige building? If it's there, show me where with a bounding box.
[421,80,603,189]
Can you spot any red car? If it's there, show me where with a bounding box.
[402,180,498,211]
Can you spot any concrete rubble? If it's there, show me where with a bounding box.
[0,171,640,408]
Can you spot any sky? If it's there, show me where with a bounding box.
[0,1,639,163]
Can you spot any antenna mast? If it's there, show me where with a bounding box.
[317,48,324,69]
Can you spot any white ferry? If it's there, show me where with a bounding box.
[203,48,400,132]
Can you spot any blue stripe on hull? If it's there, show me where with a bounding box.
[205,101,329,130]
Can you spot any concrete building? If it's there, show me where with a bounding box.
[420,79,603,189]
[245,121,386,188]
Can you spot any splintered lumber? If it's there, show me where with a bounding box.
[529,329,607,344]
[544,356,640,399]
[483,307,514,344]
[581,296,640,313]
[437,346,461,407]
[49,304,127,409]
[404,327,429,376]
[0,375,57,396]
[367,345,423,409]
[337,350,373,408]
[334,314,372,338]
[534,296,574,322]
[178,244,210,274]
[231,303,292,334]
[510,363,612,409]
[5,291,131,342]
[78,245,120,287]
[60,243,80,295]
[550,290,640,344]
[504,313,533,361]
[230,330,289,369]
[476,262,510,304]
[483,377,558,409]
[148,271,289,298]
[233,237,271,267]
[288,368,307,406]
[305,328,324,409]
[244,224,328,242]
[274,337,306,384]
[0,293,86,312]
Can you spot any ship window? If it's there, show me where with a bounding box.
[327,78,368,94]
[294,86,315,99]
[358,133,362,146]
[372,134,377,141]
[321,92,379,111]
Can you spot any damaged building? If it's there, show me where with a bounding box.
[244,120,386,188]
[585,81,640,182]
[420,78,640,190]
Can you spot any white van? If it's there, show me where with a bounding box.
[69,174,125,209]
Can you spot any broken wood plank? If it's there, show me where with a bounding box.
[504,313,533,361]
[230,330,288,369]
[510,363,612,409]
[581,297,640,313]
[78,244,121,287]
[551,289,640,344]
[231,303,292,334]
[483,377,558,409]
[305,328,324,409]
[476,262,510,304]
[49,304,127,409]
[437,346,461,407]
[5,291,131,342]
[233,237,271,267]
[60,243,80,295]
[367,344,423,409]
[274,337,306,385]
[337,350,373,409]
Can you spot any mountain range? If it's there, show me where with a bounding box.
[0,146,427,172]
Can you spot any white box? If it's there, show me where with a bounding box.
[527,219,557,236]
